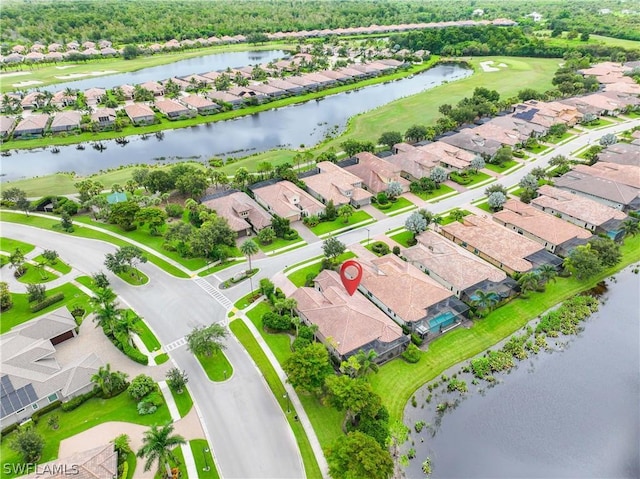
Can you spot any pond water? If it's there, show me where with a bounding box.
[40,50,287,93]
[1,64,471,181]
[403,266,640,478]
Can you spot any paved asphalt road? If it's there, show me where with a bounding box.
[1,118,637,478]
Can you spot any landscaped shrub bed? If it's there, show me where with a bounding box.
[29,293,65,313]
[61,390,97,412]
[113,331,149,365]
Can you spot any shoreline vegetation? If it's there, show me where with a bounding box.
[0,57,443,152]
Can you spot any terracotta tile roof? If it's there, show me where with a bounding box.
[359,254,454,322]
[124,103,155,120]
[532,185,627,227]
[201,191,271,232]
[572,163,640,189]
[418,141,476,169]
[440,131,502,157]
[345,152,409,194]
[292,270,404,356]
[180,95,218,109]
[386,143,440,179]
[22,443,117,479]
[50,111,81,129]
[14,114,49,132]
[253,180,324,219]
[155,99,190,115]
[405,230,507,290]
[441,215,543,273]
[493,199,592,246]
[304,161,372,205]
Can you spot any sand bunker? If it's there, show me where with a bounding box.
[12,80,43,87]
[54,70,118,80]
[0,71,32,78]
[480,61,500,72]
[55,65,77,70]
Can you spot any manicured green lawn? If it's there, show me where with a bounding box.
[1,283,92,334]
[371,234,640,423]
[525,143,551,154]
[373,197,414,214]
[581,118,616,129]
[117,268,149,286]
[75,216,210,271]
[233,290,261,310]
[229,319,323,479]
[246,301,293,365]
[16,263,59,283]
[474,201,494,213]
[124,451,137,479]
[411,184,456,201]
[190,439,220,479]
[32,254,72,274]
[440,209,472,225]
[484,160,518,173]
[287,251,356,287]
[155,353,169,364]
[388,230,413,248]
[450,171,492,188]
[545,132,575,144]
[196,351,233,382]
[74,275,98,292]
[0,392,171,478]
[0,211,190,278]
[0,237,35,254]
[283,255,324,274]
[258,235,306,253]
[309,210,373,236]
[169,386,193,418]
[132,314,162,352]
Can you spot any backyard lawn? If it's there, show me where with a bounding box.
[0,392,171,479]
[309,210,373,236]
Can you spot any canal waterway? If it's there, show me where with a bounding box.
[39,50,287,93]
[403,266,640,478]
[1,63,471,181]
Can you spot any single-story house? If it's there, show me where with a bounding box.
[266,78,305,95]
[247,82,287,98]
[301,72,337,88]
[386,142,440,181]
[0,308,102,426]
[139,81,165,96]
[470,120,526,147]
[418,141,476,171]
[163,77,191,90]
[20,92,44,110]
[154,99,194,119]
[83,87,105,105]
[91,108,117,128]
[554,169,640,212]
[51,90,76,108]
[119,84,135,100]
[440,131,502,158]
[597,143,640,167]
[252,180,325,222]
[572,163,640,189]
[344,152,410,194]
[358,254,469,339]
[201,190,271,237]
[21,444,118,479]
[292,269,409,364]
[531,185,628,241]
[124,103,156,125]
[13,114,50,137]
[316,69,352,83]
[303,161,373,207]
[0,116,16,138]
[404,230,517,303]
[284,75,320,92]
[440,214,562,275]
[493,199,592,256]
[49,110,82,132]
[180,95,219,114]
[228,86,268,103]
[206,90,244,108]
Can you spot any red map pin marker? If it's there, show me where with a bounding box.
[340,260,363,296]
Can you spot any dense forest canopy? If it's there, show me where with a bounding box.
[1,0,639,45]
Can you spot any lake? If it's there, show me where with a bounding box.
[40,50,287,93]
[403,266,640,478]
[1,64,471,181]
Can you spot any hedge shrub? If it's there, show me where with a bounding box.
[31,400,61,423]
[61,390,97,412]
[402,343,422,363]
[113,332,148,365]
[29,293,65,313]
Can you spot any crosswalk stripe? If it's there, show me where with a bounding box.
[193,278,233,309]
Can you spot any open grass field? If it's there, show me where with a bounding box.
[370,234,640,423]
[229,319,323,479]
[0,391,172,478]
[0,43,296,94]
[1,282,92,334]
[535,31,640,51]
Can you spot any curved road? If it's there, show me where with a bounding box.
[2,118,638,478]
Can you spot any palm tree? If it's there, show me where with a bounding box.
[354,349,379,377]
[518,272,540,296]
[622,219,639,238]
[472,290,498,314]
[136,423,186,478]
[537,264,557,286]
[240,239,259,293]
[91,364,113,397]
